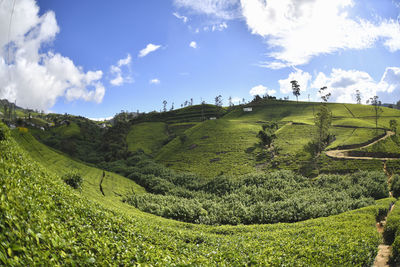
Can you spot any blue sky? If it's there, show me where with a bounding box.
[0,0,400,119]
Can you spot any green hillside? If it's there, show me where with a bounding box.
[11,129,145,199]
[156,119,261,177]
[126,122,169,155]
[154,100,400,177]
[1,123,396,265]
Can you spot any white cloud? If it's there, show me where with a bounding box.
[380,67,400,93]
[149,78,160,84]
[109,54,132,86]
[0,0,105,111]
[249,85,267,96]
[311,67,400,104]
[267,89,276,95]
[138,43,161,58]
[189,41,197,48]
[239,0,400,68]
[279,68,312,94]
[173,0,241,20]
[173,12,188,23]
[211,22,228,31]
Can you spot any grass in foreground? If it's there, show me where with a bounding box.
[1,123,395,265]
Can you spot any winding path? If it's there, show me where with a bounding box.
[325,131,396,160]
[324,128,397,266]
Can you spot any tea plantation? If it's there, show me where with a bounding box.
[4,99,400,265]
[0,122,397,265]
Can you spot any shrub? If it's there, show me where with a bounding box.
[179,134,187,143]
[391,175,400,198]
[383,202,400,245]
[62,171,83,189]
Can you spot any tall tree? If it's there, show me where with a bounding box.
[291,80,300,103]
[319,86,331,102]
[257,122,278,148]
[314,87,332,153]
[370,96,383,131]
[228,96,233,107]
[162,100,167,112]
[355,90,361,104]
[215,95,222,107]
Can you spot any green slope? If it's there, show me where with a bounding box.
[126,122,168,155]
[156,119,261,178]
[11,129,145,200]
[155,101,400,176]
[1,123,395,265]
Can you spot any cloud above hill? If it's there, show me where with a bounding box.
[110,54,133,86]
[0,0,106,111]
[278,67,400,104]
[174,0,400,69]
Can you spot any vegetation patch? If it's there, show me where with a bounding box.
[126,122,169,155]
[124,168,388,225]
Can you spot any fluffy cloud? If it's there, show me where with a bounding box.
[149,78,160,84]
[110,54,132,86]
[189,41,197,48]
[138,43,161,58]
[0,0,105,111]
[249,85,267,96]
[311,67,400,103]
[240,0,400,68]
[279,68,312,94]
[173,0,241,20]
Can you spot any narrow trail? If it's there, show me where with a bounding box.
[374,203,395,267]
[374,161,394,267]
[325,131,396,160]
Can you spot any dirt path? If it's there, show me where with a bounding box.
[374,204,395,267]
[325,131,396,160]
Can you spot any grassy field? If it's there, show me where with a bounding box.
[53,122,81,138]
[156,119,261,178]
[151,101,400,176]
[11,129,145,200]
[126,122,169,155]
[359,135,400,155]
[1,123,395,265]
[327,128,386,149]
[167,122,198,136]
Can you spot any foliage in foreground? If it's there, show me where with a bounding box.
[0,123,394,265]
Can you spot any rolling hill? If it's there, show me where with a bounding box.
[1,122,397,265]
[5,99,400,264]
